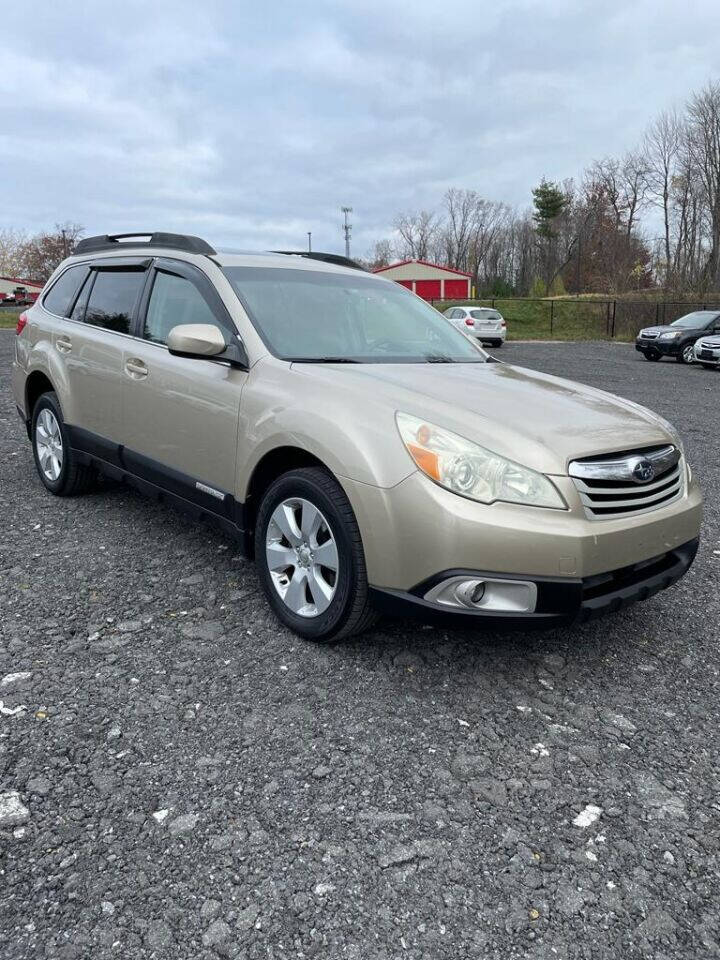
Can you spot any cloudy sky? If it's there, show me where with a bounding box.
[2,0,719,256]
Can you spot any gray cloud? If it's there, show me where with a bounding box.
[1,0,719,255]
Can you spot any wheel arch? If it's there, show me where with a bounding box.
[25,370,58,429]
[241,446,332,557]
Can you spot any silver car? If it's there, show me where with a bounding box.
[694,334,720,369]
[444,305,506,346]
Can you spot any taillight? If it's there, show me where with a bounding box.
[16,312,28,336]
[501,320,506,327]
[465,318,474,326]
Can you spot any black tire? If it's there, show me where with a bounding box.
[492,340,503,348]
[31,392,96,496]
[643,351,660,361]
[255,467,378,642]
[676,343,695,364]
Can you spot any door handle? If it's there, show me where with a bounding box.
[56,336,72,354]
[125,358,148,380]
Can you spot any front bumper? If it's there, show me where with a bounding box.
[695,344,720,365]
[342,467,702,588]
[635,338,681,357]
[369,538,699,630]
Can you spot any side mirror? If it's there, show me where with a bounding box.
[167,324,226,358]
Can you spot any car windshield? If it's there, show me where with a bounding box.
[222,267,487,363]
[671,311,718,328]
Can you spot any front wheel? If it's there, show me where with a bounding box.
[677,343,695,364]
[255,467,377,641]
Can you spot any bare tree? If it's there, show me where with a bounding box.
[687,80,720,289]
[644,110,682,283]
[393,210,437,261]
[18,223,84,281]
[366,238,395,270]
[0,228,29,276]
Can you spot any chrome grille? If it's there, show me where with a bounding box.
[569,445,683,520]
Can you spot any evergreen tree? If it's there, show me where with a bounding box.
[532,180,567,238]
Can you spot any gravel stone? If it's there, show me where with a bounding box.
[200,899,221,920]
[145,919,174,951]
[168,813,199,835]
[1,671,31,687]
[0,791,30,827]
[0,335,717,959]
[202,918,232,948]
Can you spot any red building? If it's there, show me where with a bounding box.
[372,259,472,301]
[0,276,44,304]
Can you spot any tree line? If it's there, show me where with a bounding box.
[367,79,720,297]
[0,224,84,283]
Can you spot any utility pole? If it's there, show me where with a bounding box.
[307,231,312,253]
[341,206,353,259]
[61,229,68,259]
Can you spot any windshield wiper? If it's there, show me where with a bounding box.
[285,356,362,363]
[423,354,456,363]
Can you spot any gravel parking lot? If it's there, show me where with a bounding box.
[1,332,719,960]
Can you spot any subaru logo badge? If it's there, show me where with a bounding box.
[631,458,655,484]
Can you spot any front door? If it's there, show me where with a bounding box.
[120,259,246,511]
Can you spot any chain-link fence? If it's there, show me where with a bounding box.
[430,297,720,341]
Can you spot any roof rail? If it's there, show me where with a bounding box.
[272,251,366,271]
[74,232,217,256]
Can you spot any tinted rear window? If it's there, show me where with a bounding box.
[471,310,501,320]
[85,270,145,334]
[43,266,86,317]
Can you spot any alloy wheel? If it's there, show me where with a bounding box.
[35,409,64,482]
[265,498,339,617]
[683,344,695,363]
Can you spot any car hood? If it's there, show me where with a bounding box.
[638,325,699,336]
[292,361,676,475]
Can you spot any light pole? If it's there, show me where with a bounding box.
[307,231,312,253]
[341,206,353,259]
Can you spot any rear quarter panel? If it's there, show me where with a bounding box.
[14,307,73,421]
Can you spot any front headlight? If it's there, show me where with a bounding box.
[659,331,680,339]
[396,412,566,509]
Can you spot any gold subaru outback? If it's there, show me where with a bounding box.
[11,233,702,640]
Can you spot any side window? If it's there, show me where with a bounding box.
[85,270,145,334]
[144,271,224,345]
[70,272,94,322]
[42,266,86,317]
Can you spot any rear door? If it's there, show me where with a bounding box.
[60,259,149,462]
[120,258,247,507]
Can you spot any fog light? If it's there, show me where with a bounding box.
[424,575,537,613]
[470,581,486,603]
[451,579,486,606]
